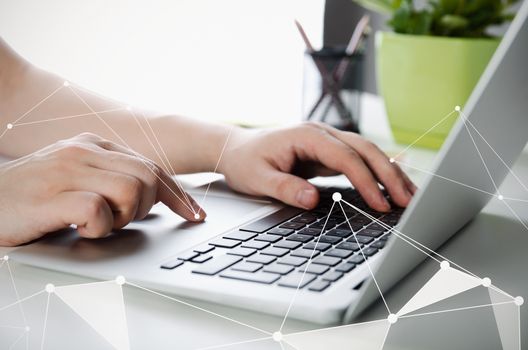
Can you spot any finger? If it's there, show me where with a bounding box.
[259,165,319,209]
[343,138,412,207]
[299,128,390,212]
[89,140,205,221]
[67,167,144,229]
[45,191,114,239]
[313,124,414,207]
[396,164,418,195]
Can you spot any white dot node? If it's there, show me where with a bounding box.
[116,275,126,285]
[455,105,461,112]
[272,331,283,342]
[45,284,55,293]
[389,157,395,163]
[332,192,342,202]
[3,255,8,261]
[514,296,524,306]
[194,213,201,220]
[387,314,398,324]
[6,123,13,130]
[63,81,70,87]
[69,223,78,229]
[497,194,504,201]
[25,326,30,332]
[440,261,450,270]
[481,277,491,287]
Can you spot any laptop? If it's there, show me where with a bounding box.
[11,0,528,325]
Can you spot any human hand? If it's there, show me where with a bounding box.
[0,133,203,246]
[219,122,416,212]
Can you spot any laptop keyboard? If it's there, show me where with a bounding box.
[160,188,403,292]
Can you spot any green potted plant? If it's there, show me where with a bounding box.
[354,0,519,148]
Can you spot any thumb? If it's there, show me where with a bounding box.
[261,168,319,209]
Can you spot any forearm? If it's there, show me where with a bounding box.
[0,40,232,174]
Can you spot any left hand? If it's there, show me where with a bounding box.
[219,122,416,212]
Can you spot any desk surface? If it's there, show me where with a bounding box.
[1,94,526,349]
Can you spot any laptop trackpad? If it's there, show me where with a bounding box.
[10,192,276,277]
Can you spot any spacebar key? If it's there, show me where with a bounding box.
[240,207,304,233]
[192,255,242,276]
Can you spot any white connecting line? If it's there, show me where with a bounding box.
[67,85,198,216]
[40,292,51,350]
[338,201,392,315]
[278,201,337,332]
[1,80,525,349]
[127,109,196,212]
[125,281,272,336]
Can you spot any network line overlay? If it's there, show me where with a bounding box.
[0,81,526,349]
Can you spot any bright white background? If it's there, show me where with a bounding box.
[0,0,325,126]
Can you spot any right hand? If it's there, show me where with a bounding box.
[0,133,204,246]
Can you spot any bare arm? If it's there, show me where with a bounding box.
[0,37,229,174]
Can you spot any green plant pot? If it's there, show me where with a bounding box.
[376,32,499,149]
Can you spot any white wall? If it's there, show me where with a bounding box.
[0,0,325,126]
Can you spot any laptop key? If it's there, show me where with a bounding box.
[189,253,210,263]
[362,247,379,256]
[322,271,344,282]
[335,262,356,273]
[300,264,329,275]
[291,215,317,224]
[241,239,270,250]
[347,235,373,245]
[318,235,341,244]
[304,242,331,251]
[326,229,352,238]
[349,255,365,265]
[325,248,353,259]
[192,255,242,275]
[239,207,304,233]
[232,261,262,273]
[278,256,307,267]
[220,270,280,284]
[278,272,316,289]
[263,263,294,275]
[223,230,257,241]
[178,251,199,261]
[260,247,289,257]
[193,245,215,254]
[357,228,384,238]
[313,256,341,267]
[291,248,320,259]
[247,254,276,265]
[274,240,302,250]
[298,228,323,236]
[286,234,313,243]
[160,259,184,270]
[367,223,389,231]
[308,280,331,292]
[371,240,386,249]
[268,228,294,236]
[280,221,305,230]
[227,247,257,257]
[209,238,240,249]
[336,242,361,251]
[256,234,283,243]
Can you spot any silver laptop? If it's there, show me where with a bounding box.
[11,0,528,325]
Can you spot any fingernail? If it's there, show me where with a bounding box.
[188,198,206,221]
[297,189,317,209]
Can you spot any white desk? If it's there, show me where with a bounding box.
[1,94,527,349]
